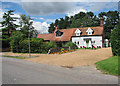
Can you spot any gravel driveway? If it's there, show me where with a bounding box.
[3,47,112,67]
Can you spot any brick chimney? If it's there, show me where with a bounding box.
[100,17,104,27]
[54,26,58,34]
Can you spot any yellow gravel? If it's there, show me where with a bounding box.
[3,47,112,67]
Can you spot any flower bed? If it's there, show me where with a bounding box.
[50,49,76,54]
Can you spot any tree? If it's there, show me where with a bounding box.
[19,14,37,38]
[48,23,55,33]
[10,31,26,53]
[0,10,19,48]
[104,11,119,39]
[0,10,19,37]
[110,22,120,56]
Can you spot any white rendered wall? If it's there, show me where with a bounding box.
[72,36,103,48]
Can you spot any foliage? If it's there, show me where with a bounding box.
[1,38,10,48]
[64,41,78,49]
[19,14,38,38]
[11,38,56,54]
[46,41,57,50]
[61,48,64,52]
[110,22,120,56]
[10,31,26,53]
[48,11,119,39]
[96,56,119,75]
[0,10,19,48]
[19,38,46,53]
[0,10,19,36]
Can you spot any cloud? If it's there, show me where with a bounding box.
[21,2,75,16]
[76,2,118,13]
[0,8,5,29]
[67,8,87,17]
[39,17,44,20]
[33,21,49,34]
[21,0,119,2]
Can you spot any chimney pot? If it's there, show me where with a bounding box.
[100,17,104,27]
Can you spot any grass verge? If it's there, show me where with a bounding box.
[96,56,119,76]
[3,55,25,59]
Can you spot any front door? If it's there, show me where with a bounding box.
[86,40,89,48]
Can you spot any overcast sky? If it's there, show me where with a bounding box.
[0,0,118,33]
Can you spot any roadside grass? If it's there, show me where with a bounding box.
[96,56,119,76]
[3,55,25,59]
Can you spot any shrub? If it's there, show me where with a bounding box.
[10,31,26,53]
[46,41,57,50]
[64,41,78,49]
[61,48,64,52]
[2,38,10,48]
[19,38,46,53]
[110,24,120,56]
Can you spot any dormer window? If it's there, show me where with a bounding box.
[86,27,93,35]
[75,28,81,36]
[56,30,63,37]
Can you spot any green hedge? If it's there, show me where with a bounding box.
[64,41,78,49]
[110,24,120,56]
[1,38,10,48]
[10,35,57,53]
[19,38,48,53]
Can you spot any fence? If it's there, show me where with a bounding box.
[48,46,75,54]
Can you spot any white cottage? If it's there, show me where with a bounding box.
[37,18,105,48]
[71,26,104,48]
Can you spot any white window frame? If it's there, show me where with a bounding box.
[86,27,93,35]
[75,28,81,36]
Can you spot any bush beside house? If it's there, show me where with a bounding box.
[64,41,78,49]
[110,24,120,56]
[10,32,57,54]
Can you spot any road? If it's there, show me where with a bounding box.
[2,57,118,84]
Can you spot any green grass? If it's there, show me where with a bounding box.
[96,56,119,76]
[3,55,25,59]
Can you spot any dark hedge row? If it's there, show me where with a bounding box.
[110,24,120,56]
[10,31,57,53]
[11,38,57,53]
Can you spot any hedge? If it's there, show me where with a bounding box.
[10,36,57,53]
[64,41,78,49]
[110,24,120,56]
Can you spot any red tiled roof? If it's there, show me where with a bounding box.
[37,26,104,42]
[51,28,74,42]
[37,33,53,41]
[72,26,104,36]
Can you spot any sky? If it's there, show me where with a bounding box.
[0,0,119,33]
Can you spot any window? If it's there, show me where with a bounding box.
[76,33,80,36]
[86,27,93,35]
[77,41,79,45]
[88,32,92,35]
[75,28,81,36]
[56,30,63,37]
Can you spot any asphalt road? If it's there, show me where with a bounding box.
[2,57,118,84]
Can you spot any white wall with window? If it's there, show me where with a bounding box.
[72,36,102,48]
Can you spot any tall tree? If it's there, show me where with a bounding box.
[48,23,55,33]
[0,10,18,38]
[0,10,19,48]
[19,15,36,38]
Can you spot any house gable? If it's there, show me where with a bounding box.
[86,27,93,35]
[75,28,81,36]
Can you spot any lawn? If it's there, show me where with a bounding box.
[96,56,119,76]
